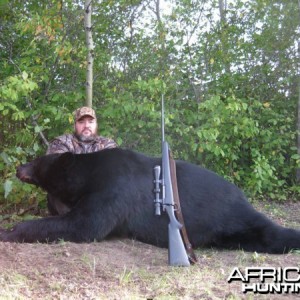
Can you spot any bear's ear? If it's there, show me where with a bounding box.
[58,152,75,169]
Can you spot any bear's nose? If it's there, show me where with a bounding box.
[16,166,24,179]
[16,166,31,183]
[16,165,22,179]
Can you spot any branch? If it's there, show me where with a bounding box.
[8,58,49,147]
[25,97,49,147]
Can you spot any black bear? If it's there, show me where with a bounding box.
[1,148,300,254]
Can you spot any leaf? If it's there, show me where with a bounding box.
[22,71,28,80]
[33,142,40,152]
[4,179,13,198]
[291,154,300,160]
[34,125,42,133]
[0,152,10,164]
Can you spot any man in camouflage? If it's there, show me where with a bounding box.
[47,106,117,154]
[46,106,117,215]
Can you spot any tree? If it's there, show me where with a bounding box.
[84,0,94,107]
[1,0,300,204]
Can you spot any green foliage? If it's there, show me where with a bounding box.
[190,95,296,198]
[0,147,45,211]
[0,0,299,210]
[100,77,166,154]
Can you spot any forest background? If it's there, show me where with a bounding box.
[0,0,300,212]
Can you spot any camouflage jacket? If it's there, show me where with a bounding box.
[46,134,117,154]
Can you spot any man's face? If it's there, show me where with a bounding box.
[74,116,98,141]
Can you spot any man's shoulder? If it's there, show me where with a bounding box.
[51,134,75,143]
[94,135,113,142]
[46,134,76,154]
[94,135,117,148]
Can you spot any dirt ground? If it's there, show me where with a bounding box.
[0,201,300,299]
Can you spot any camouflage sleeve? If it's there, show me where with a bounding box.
[46,138,71,154]
[105,138,118,149]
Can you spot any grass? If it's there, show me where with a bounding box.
[0,201,299,299]
[0,248,299,299]
[0,272,30,299]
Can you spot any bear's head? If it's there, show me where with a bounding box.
[16,152,77,196]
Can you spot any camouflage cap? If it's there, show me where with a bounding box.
[73,106,96,121]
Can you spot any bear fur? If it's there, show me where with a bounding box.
[1,148,300,254]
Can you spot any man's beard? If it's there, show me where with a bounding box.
[76,133,96,142]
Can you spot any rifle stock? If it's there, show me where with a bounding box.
[166,207,190,266]
[162,141,190,266]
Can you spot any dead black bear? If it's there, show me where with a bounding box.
[1,148,300,254]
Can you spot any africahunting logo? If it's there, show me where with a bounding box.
[228,267,300,294]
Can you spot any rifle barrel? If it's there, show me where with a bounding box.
[161,94,165,144]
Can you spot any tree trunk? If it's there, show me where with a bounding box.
[218,0,231,75]
[84,0,94,108]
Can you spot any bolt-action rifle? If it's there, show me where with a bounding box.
[153,95,197,266]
